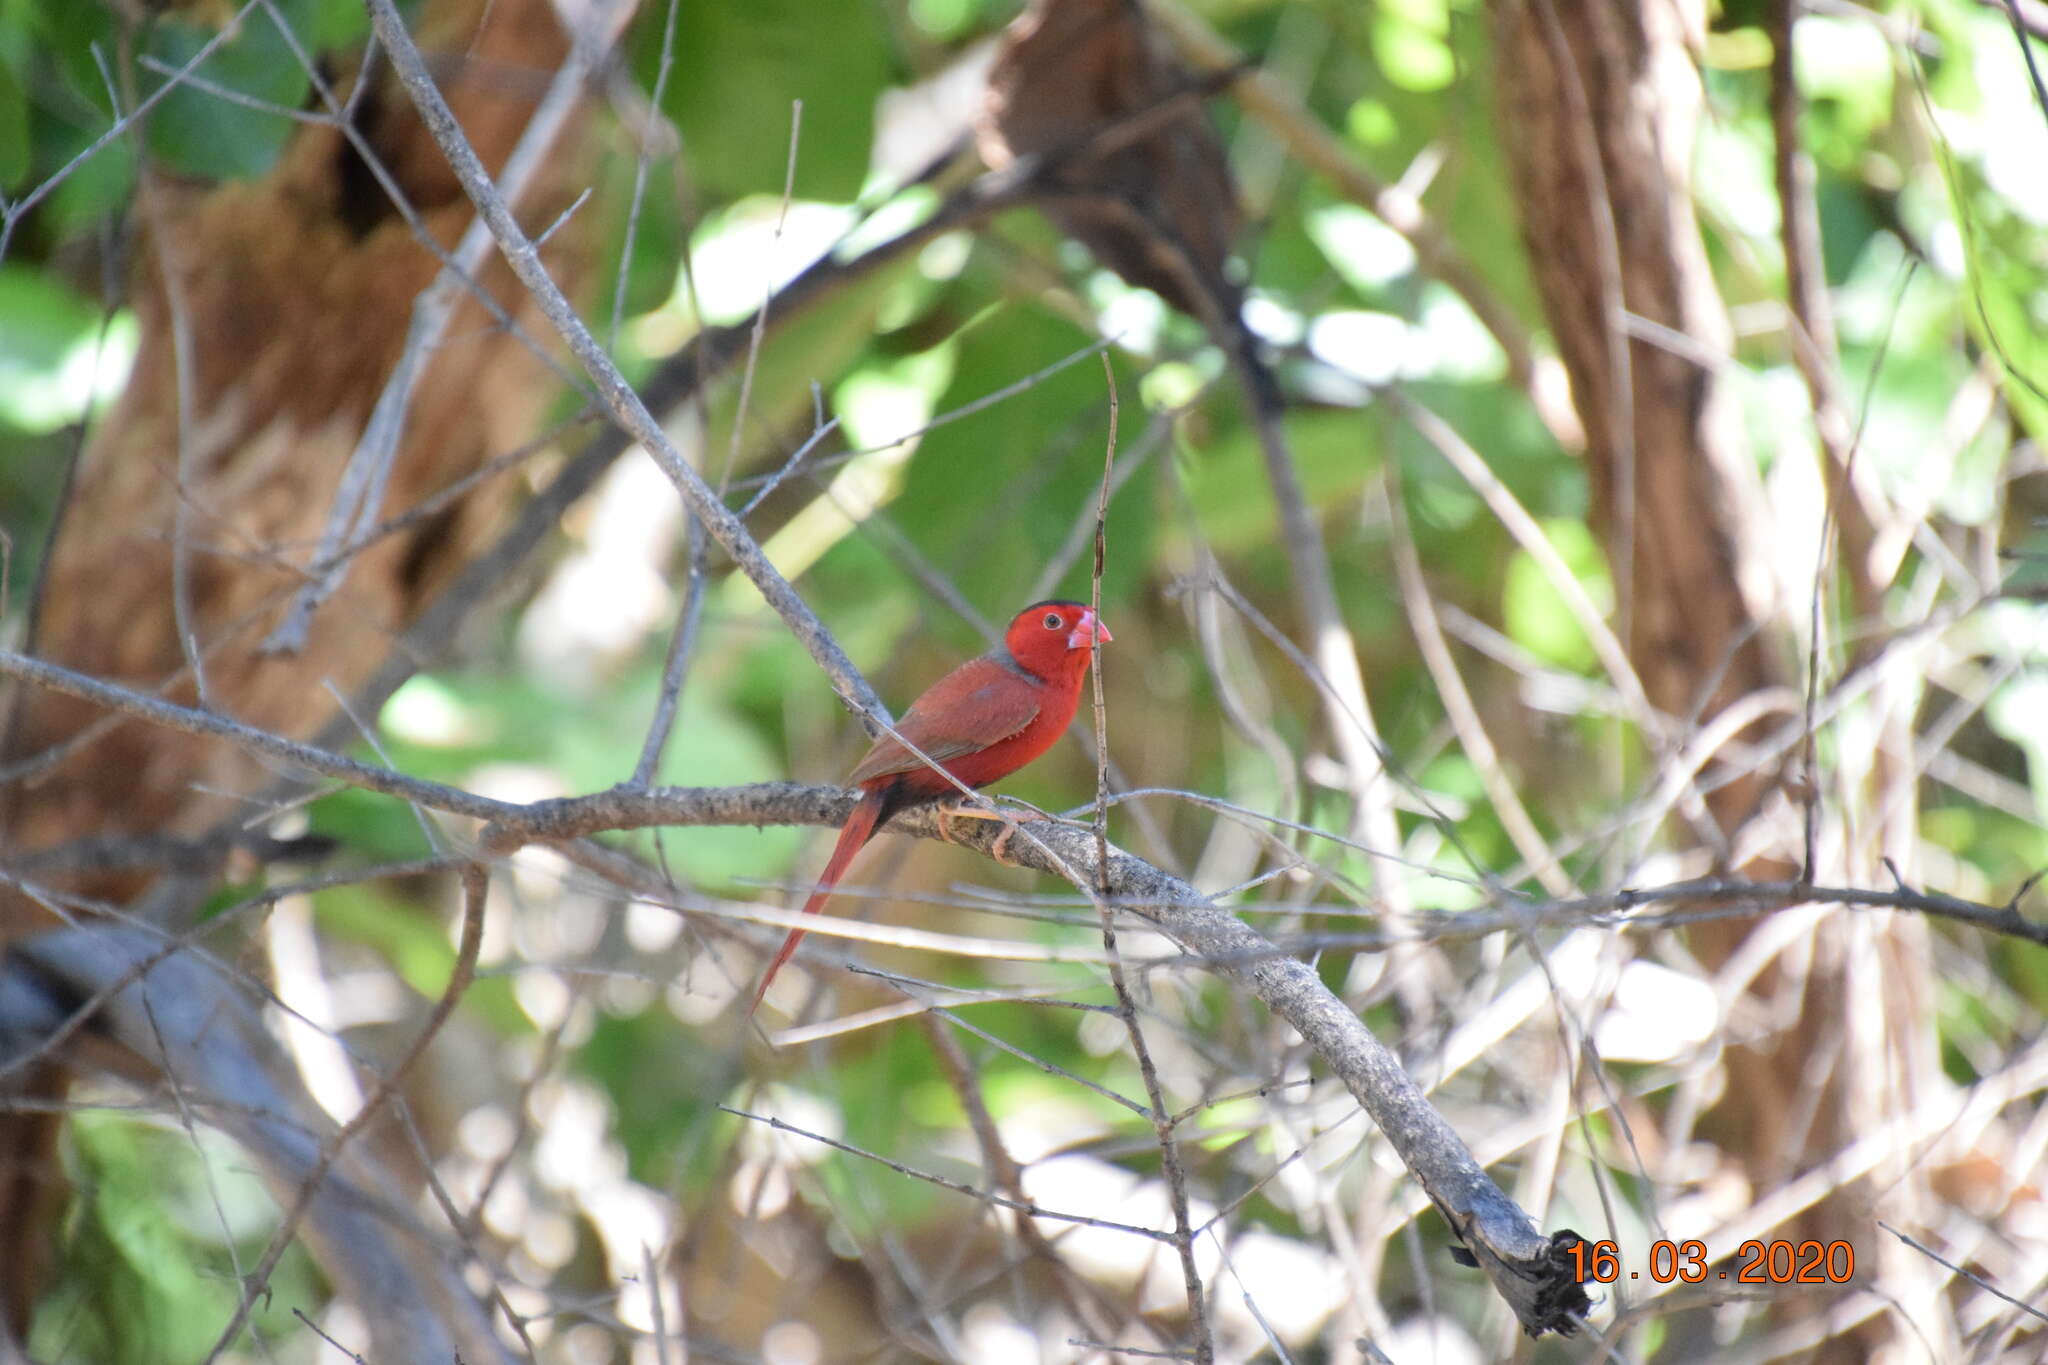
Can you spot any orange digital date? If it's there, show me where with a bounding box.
[1566,1238,1856,1285]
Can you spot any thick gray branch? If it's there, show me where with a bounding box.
[491,784,1591,1336]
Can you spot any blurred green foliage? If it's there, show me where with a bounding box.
[639,0,897,203]
[3,0,2046,1357]
[28,1115,320,1364]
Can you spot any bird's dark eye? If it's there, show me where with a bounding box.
[1043,612,1063,630]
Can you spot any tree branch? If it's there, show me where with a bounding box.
[362,0,890,729]
[1,921,509,1363]
[14,641,2045,1329]
[484,783,1590,1338]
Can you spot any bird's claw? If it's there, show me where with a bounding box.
[990,817,1036,867]
[935,802,1055,866]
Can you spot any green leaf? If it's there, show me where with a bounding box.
[0,52,27,187]
[0,265,132,431]
[23,0,119,118]
[1182,406,1380,558]
[1500,517,1609,673]
[892,304,1151,617]
[1372,12,1455,93]
[32,1114,322,1364]
[638,683,807,891]
[0,264,97,375]
[142,13,308,179]
[643,0,896,203]
[578,1008,699,1183]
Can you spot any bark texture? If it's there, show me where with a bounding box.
[1491,0,1781,807]
[1487,2,1922,1357]
[0,0,583,1337]
[2,0,575,912]
[978,0,1241,321]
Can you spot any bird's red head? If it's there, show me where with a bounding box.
[1006,599,1112,677]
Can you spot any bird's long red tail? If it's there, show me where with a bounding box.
[748,787,887,1017]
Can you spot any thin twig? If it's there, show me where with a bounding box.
[1384,466,1574,897]
[143,180,212,708]
[917,1014,1128,1342]
[0,648,522,823]
[606,0,683,352]
[1879,1221,2048,1327]
[362,0,887,728]
[1389,388,1655,732]
[1146,0,1560,437]
[1997,0,2048,116]
[1090,356,1213,1363]
[629,509,711,787]
[717,1104,1180,1243]
[940,1007,1150,1115]
[202,860,491,1360]
[263,0,611,653]
[717,99,802,493]
[291,1308,366,1363]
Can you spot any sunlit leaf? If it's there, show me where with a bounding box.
[642,0,896,203]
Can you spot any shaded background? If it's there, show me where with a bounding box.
[1,0,2046,1360]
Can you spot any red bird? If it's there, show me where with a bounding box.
[749,600,1113,1016]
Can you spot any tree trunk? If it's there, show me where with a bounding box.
[0,0,583,1342]
[1488,1,1933,1357]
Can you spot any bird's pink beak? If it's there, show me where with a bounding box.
[1068,610,1112,650]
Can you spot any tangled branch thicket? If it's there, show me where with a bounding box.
[3,0,2047,1363]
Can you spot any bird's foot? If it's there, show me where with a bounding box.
[934,802,1050,866]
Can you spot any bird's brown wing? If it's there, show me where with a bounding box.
[846,663,1042,788]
